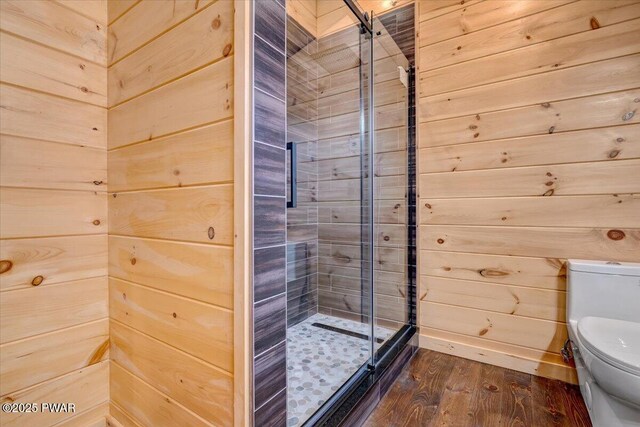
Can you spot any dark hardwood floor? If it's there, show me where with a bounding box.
[364,349,592,427]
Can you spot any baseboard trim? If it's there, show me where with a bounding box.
[419,331,577,384]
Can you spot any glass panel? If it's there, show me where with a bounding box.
[370,13,411,353]
[285,10,372,426]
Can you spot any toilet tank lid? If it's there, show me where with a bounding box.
[568,259,640,276]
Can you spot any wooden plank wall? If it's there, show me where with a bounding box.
[0,1,109,425]
[417,0,640,384]
[106,0,235,425]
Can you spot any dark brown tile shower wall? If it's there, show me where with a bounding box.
[286,15,320,327]
[252,1,288,425]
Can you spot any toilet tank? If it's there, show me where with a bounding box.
[567,260,640,325]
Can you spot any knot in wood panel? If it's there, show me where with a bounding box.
[622,110,636,121]
[607,229,625,241]
[0,260,13,274]
[223,44,232,57]
[478,269,508,278]
[31,275,44,286]
[208,227,216,240]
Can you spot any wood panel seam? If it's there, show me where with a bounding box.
[0,28,107,69]
[107,275,233,313]
[108,53,235,109]
[109,318,232,378]
[107,0,218,68]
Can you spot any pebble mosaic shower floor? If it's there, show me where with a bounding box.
[286,313,394,426]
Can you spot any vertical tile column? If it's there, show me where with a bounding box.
[252,0,288,425]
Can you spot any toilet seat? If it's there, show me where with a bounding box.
[577,316,640,377]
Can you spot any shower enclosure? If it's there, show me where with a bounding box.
[285,1,416,424]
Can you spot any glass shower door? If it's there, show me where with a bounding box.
[285,10,374,426]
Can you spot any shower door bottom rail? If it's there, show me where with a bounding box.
[302,325,417,427]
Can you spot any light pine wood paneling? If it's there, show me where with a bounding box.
[110,363,209,427]
[55,0,107,25]
[417,0,640,383]
[107,0,213,64]
[0,0,107,65]
[419,89,640,147]
[51,402,109,427]
[420,251,567,291]
[421,194,640,228]
[107,0,138,25]
[106,0,236,424]
[0,235,108,291]
[108,0,233,106]
[0,135,107,191]
[419,159,640,198]
[420,54,640,121]
[420,301,568,353]
[420,1,640,70]
[108,185,233,245]
[0,1,109,421]
[107,404,140,427]
[0,84,107,149]
[0,361,109,427]
[107,57,233,148]
[0,277,108,343]
[421,18,640,96]
[419,329,576,384]
[418,0,483,22]
[108,120,233,192]
[419,124,640,172]
[420,276,566,322]
[109,278,233,371]
[0,188,107,238]
[419,0,572,48]
[110,321,233,424]
[108,236,233,308]
[0,32,107,107]
[0,319,109,395]
[420,226,640,262]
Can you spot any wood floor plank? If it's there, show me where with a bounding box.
[502,368,533,427]
[364,349,591,426]
[429,357,482,426]
[468,363,503,427]
[364,350,456,426]
[532,375,571,427]
[559,381,593,427]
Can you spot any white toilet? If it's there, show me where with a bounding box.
[567,260,640,427]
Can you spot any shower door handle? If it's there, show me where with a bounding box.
[287,142,297,208]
